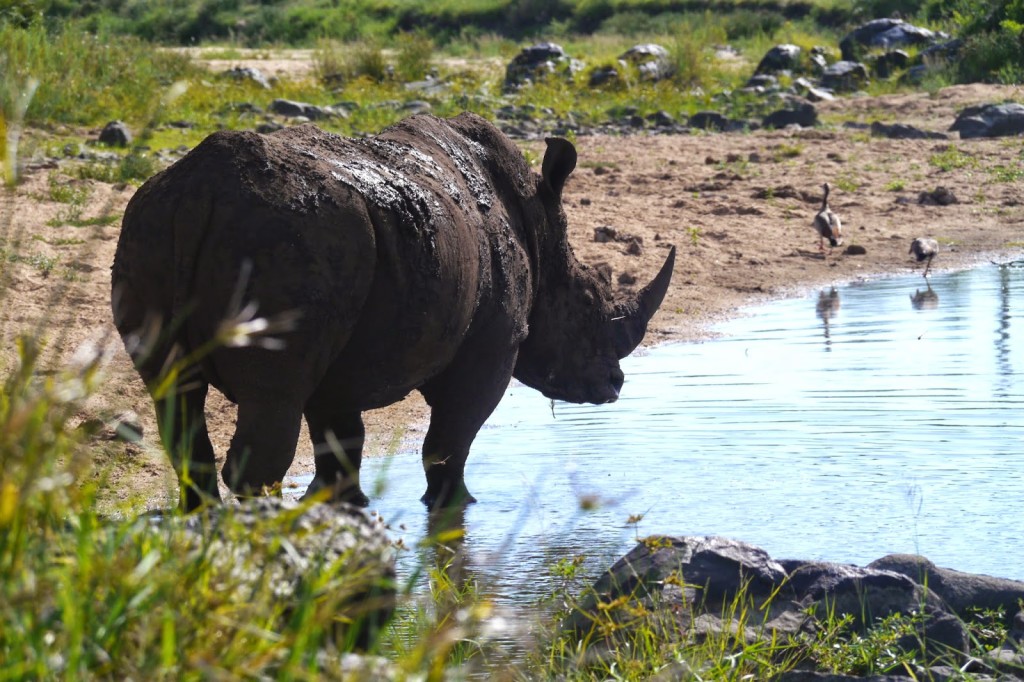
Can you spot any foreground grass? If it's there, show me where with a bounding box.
[0,322,1016,679]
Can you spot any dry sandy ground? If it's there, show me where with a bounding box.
[2,81,1023,509]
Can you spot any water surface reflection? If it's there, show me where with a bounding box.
[295,263,1024,607]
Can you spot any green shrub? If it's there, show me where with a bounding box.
[0,22,196,127]
[394,30,436,82]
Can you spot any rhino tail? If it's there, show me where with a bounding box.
[114,176,218,395]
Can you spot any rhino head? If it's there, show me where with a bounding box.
[513,137,675,405]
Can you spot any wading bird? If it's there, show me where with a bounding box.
[909,237,939,278]
[813,182,843,255]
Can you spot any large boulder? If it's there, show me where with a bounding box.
[763,102,817,129]
[268,98,338,120]
[98,120,132,147]
[167,497,397,648]
[870,121,947,140]
[820,61,870,93]
[869,554,1024,624]
[950,102,1024,139]
[755,44,802,75]
[619,43,674,81]
[783,559,968,658]
[222,65,272,90]
[563,536,794,641]
[564,536,1024,675]
[503,42,582,91]
[872,50,910,78]
[840,18,945,61]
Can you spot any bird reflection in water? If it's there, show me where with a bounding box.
[816,287,841,349]
[910,283,940,310]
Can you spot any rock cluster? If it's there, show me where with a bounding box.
[152,497,397,649]
[565,536,1024,680]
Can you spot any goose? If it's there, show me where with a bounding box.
[813,182,842,254]
[909,237,939,277]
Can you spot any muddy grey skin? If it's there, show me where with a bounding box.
[112,113,675,511]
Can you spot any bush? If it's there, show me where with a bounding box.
[394,30,435,82]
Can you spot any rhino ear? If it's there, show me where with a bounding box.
[542,137,577,198]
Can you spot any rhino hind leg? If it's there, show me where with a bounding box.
[221,396,304,499]
[302,405,370,507]
[155,383,222,511]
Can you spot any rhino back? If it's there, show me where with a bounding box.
[114,117,537,406]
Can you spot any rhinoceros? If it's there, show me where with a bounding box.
[111,112,674,511]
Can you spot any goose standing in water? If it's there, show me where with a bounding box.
[909,237,939,278]
[813,182,843,254]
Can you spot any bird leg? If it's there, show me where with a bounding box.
[923,255,933,278]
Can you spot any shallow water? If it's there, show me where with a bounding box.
[294,261,1024,607]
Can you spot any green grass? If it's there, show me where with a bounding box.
[2,246,1020,678]
[929,145,979,172]
[988,163,1024,183]
[0,22,198,129]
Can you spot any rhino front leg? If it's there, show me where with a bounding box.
[419,349,516,509]
[302,404,370,507]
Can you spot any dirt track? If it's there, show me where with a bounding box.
[2,82,1023,508]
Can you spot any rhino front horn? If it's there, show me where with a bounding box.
[612,245,676,358]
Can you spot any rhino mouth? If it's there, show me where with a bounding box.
[531,366,624,405]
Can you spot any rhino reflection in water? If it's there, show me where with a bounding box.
[111,113,675,511]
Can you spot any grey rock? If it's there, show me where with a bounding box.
[821,61,870,92]
[873,49,910,78]
[403,78,448,97]
[222,66,271,90]
[268,98,336,120]
[746,73,780,90]
[564,536,793,638]
[401,100,432,114]
[504,42,580,90]
[110,410,143,442]
[98,120,132,147]
[810,46,831,73]
[920,38,962,65]
[763,102,817,129]
[918,186,959,206]
[789,561,968,657]
[619,43,673,82]
[793,77,835,102]
[869,554,1024,622]
[870,121,947,139]
[565,537,1024,671]
[951,103,1024,139]
[256,121,284,134]
[646,110,677,127]
[755,44,802,75]
[588,64,620,87]
[166,497,396,648]
[840,19,945,61]
[689,111,730,131]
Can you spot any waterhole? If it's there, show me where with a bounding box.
[294,261,1024,608]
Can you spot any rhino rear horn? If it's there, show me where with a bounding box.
[612,245,676,358]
